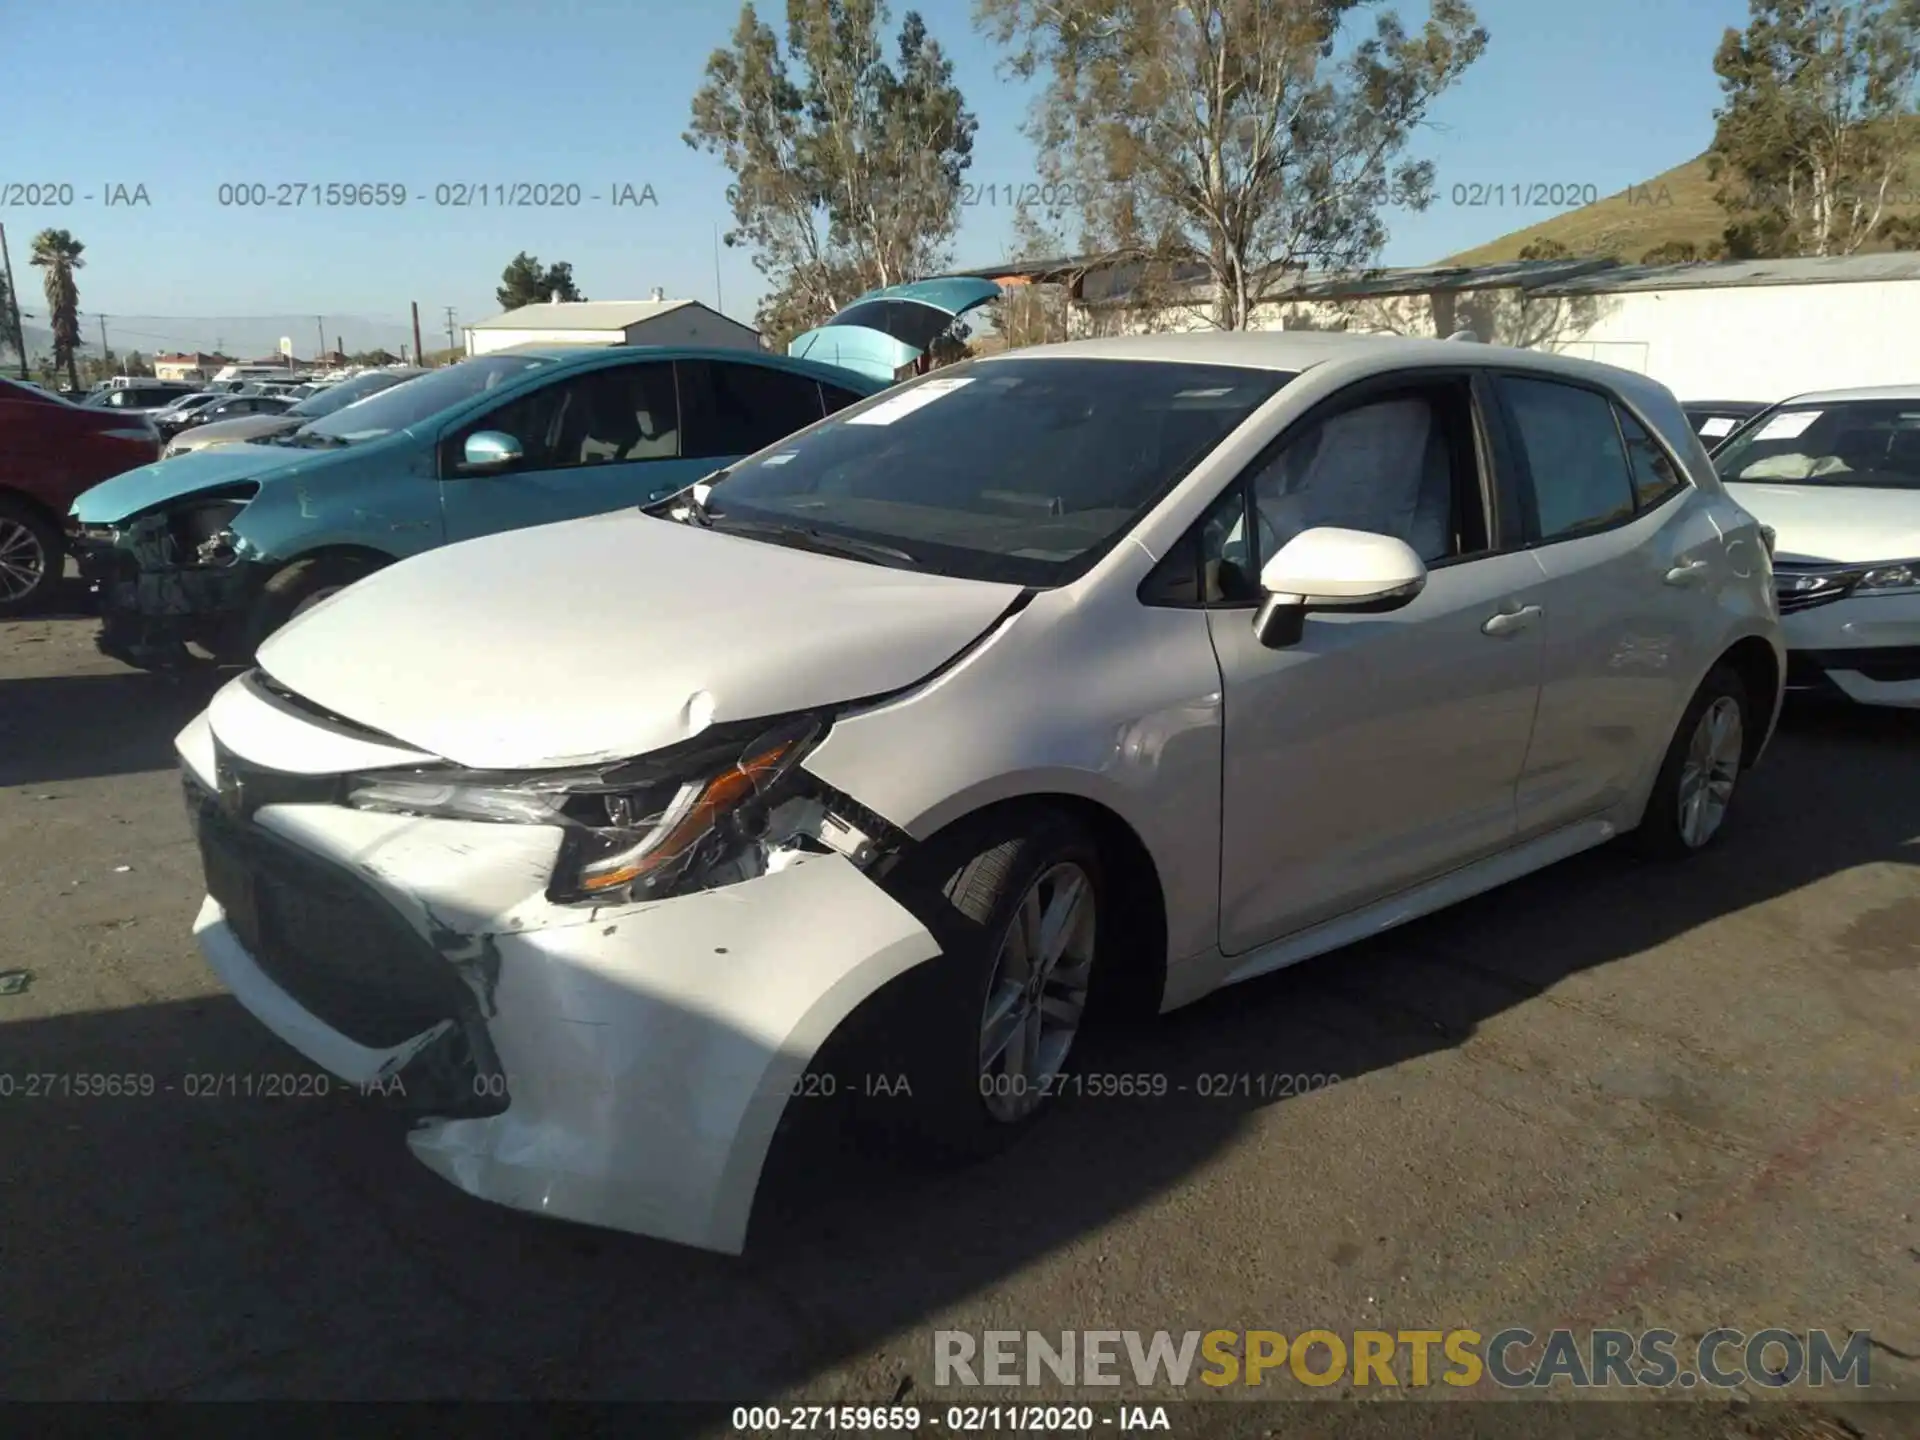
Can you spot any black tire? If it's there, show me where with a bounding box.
[0,495,64,617]
[1633,662,1751,859]
[846,807,1107,1165]
[242,553,386,656]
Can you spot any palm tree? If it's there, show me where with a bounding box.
[30,229,84,393]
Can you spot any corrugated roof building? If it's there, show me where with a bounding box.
[465,299,761,357]
[948,250,1920,402]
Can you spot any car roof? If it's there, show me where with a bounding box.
[480,343,886,389]
[1769,383,1920,405]
[972,329,1653,387]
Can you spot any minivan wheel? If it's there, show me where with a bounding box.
[853,808,1105,1163]
[0,497,62,617]
[1634,663,1749,858]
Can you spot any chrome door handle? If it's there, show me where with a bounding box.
[1481,604,1542,637]
[1665,559,1712,586]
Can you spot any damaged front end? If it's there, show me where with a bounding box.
[71,485,266,669]
[338,705,908,908]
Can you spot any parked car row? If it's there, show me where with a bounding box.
[9,302,1913,1257]
[163,368,425,456]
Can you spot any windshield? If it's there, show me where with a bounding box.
[702,356,1292,586]
[1714,400,1920,491]
[294,356,546,444]
[286,371,415,419]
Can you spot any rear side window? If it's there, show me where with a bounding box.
[678,360,827,460]
[1498,377,1636,540]
[1617,409,1686,510]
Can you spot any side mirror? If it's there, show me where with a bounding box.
[1252,526,1427,649]
[462,431,523,472]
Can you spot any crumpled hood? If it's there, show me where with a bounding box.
[255,507,1026,770]
[1724,482,1920,564]
[69,441,340,523]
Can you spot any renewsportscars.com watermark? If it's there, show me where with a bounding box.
[934,1328,1873,1391]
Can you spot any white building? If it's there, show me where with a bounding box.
[994,252,1920,405]
[465,298,762,357]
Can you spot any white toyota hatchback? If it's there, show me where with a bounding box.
[1711,386,1920,708]
[174,332,1784,1253]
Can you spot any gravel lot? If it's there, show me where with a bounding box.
[1,583,1915,1436]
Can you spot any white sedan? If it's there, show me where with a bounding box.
[172,332,1784,1253]
[1715,385,1920,708]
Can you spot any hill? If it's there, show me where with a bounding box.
[1440,143,1920,265]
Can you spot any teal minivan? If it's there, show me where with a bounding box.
[69,345,882,669]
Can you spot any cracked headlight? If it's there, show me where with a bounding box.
[344,713,829,904]
[1856,559,1920,594]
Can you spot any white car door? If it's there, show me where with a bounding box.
[1489,374,1727,836]
[1179,374,1550,954]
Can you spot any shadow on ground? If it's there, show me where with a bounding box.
[0,698,1914,1407]
[0,668,229,787]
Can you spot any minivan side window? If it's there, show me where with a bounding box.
[678,360,826,460]
[1497,376,1636,540]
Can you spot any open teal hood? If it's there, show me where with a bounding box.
[788,276,1002,384]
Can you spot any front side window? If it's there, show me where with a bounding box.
[1246,393,1466,568]
[700,357,1290,587]
[1498,376,1636,539]
[1149,382,1483,607]
[677,360,824,460]
[1712,400,1920,490]
[548,362,679,466]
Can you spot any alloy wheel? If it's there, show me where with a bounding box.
[978,860,1096,1123]
[1677,695,1742,848]
[0,519,47,603]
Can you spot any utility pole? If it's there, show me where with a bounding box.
[443,306,458,362]
[99,315,110,377]
[316,316,326,366]
[713,224,723,315]
[411,301,424,368]
[0,223,27,379]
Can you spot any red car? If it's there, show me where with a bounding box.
[0,377,162,614]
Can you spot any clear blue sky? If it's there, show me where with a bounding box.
[7,0,1748,359]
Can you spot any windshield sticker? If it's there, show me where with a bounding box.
[1754,410,1820,441]
[1699,416,1737,437]
[846,377,974,426]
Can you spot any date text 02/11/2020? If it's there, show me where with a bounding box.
[0,1071,403,1100]
[730,1404,1172,1432]
[213,182,659,208]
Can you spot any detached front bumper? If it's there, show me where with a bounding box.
[70,522,263,669]
[1780,594,1920,709]
[175,708,941,1254]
